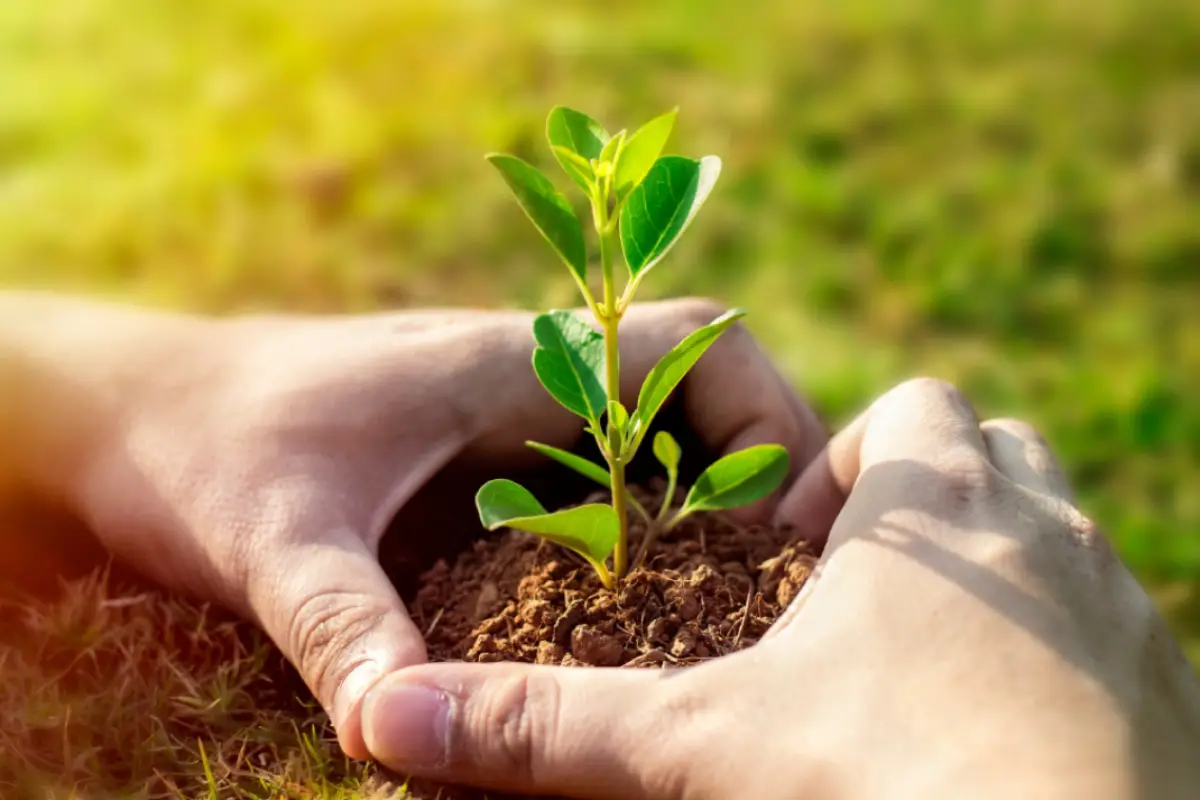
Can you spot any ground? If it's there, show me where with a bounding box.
[1,0,1197,796]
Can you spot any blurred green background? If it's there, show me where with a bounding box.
[2,0,1197,658]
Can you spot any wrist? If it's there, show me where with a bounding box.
[0,292,210,512]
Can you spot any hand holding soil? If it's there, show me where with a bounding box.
[364,378,1200,799]
[0,292,826,767]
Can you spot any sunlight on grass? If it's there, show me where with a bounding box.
[1,0,1197,795]
[0,571,415,797]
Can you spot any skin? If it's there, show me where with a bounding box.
[364,379,1200,799]
[4,293,1198,797]
[0,291,825,763]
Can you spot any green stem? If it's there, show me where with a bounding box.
[591,558,615,591]
[656,469,678,523]
[628,495,652,525]
[604,316,629,578]
[597,186,630,581]
[664,506,692,532]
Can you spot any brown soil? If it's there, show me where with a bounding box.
[401,483,815,800]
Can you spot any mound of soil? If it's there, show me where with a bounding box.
[400,485,815,799]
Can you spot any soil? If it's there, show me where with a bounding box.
[399,482,816,800]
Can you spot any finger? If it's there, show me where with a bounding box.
[362,661,671,799]
[248,531,427,760]
[621,299,829,522]
[981,418,1075,503]
[774,377,991,547]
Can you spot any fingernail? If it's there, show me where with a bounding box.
[364,680,451,769]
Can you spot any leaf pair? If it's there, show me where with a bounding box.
[547,106,677,203]
[486,106,722,296]
[479,439,789,574]
[531,306,746,455]
[652,431,788,521]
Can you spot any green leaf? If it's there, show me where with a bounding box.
[607,400,629,435]
[532,310,607,424]
[525,441,610,488]
[613,108,677,201]
[547,106,610,192]
[551,146,595,192]
[525,440,652,525]
[680,445,790,514]
[654,430,683,523]
[477,478,544,525]
[630,308,745,447]
[619,155,721,279]
[487,154,587,282]
[476,479,619,564]
[653,430,681,480]
[599,130,626,166]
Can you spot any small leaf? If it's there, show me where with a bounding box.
[607,400,629,434]
[653,430,681,479]
[477,478,544,526]
[526,441,610,488]
[630,308,745,446]
[476,479,619,564]
[547,106,610,192]
[487,154,587,282]
[551,146,596,191]
[613,108,677,201]
[599,130,626,166]
[619,155,721,279]
[680,445,790,514]
[532,311,607,424]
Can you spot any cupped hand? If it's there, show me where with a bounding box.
[364,378,1200,799]
[57,297,826,761]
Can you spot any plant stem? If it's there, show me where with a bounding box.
[592,558,615,591]
[597,190,630,581]
[656,470,678,523]
[604,314,629,578]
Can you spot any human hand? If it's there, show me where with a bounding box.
[363,378,1200,799]
[9,295,826,762]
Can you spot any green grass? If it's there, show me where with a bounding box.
[1,0,1198,794]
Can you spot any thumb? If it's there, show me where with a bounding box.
[773,377,987,549]
[362,661,674,798]
[249,532,427,761]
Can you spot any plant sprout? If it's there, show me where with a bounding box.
[475,106,789,589]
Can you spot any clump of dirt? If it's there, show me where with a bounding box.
[410,485,815,669]
[399,485,814,800]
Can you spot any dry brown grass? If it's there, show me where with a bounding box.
[0,568,413,799]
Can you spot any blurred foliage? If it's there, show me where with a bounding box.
[1,0,1197,655]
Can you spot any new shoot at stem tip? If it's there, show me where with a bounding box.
[476,105,790,589]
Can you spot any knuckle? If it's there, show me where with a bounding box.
[936,449,1004,496]
[286,589,390,705]
[461,672,560,782]
[982,417,1047,446]
[890,376,970,411]
[1057,504,1114,557]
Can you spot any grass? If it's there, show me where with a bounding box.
[0,0,1197,795]
[0,571,410,799]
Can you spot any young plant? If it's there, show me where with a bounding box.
[475,106,789,589]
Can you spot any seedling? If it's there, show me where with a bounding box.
[476,106,789,589]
